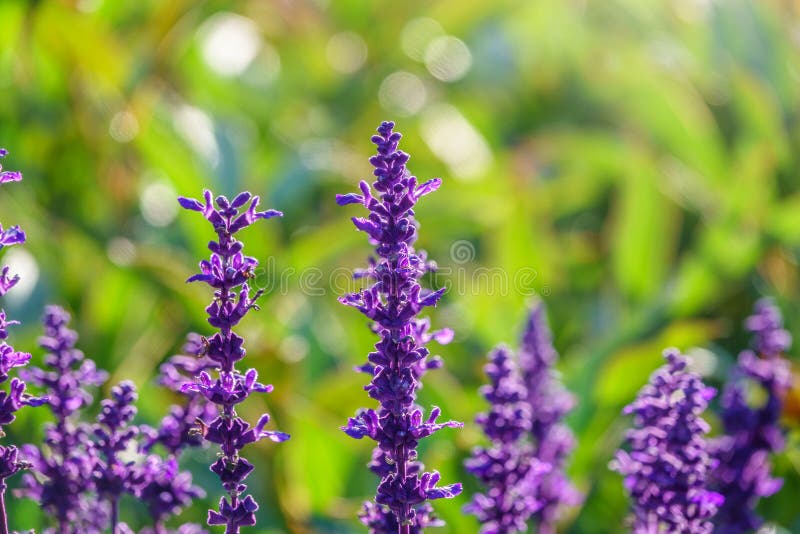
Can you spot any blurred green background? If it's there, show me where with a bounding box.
[1,0,800,532]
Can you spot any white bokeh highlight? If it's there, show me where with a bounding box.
[424,36,472,82]
[3,248,38,304]
[326,32,368,74]
[420,104,492,180]
[200,13,262,77]
[378,71,427,116]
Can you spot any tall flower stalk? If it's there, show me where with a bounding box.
[0,148,45,534]
[611,349,722,533]
[338,121,462,533]
[92,381,142,533]
[518,303,580,533]
[19,305,108,533]
[712,299,792,533]
[177,190,289,533]
[465,346,548,533]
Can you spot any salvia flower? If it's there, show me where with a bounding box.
[338,121,462,532]
[92,381,142,532]
[465,345,549,534]
[518,303,580,533]
[611,349,722,533]
[18,305,108,532]
[0,148,45,534]
[178,190,288,533]
[712,299,792,533]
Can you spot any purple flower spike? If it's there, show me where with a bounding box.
[518,303,581,533]
[178,190,287,533]
[712,299,792,533]
[92,381,141,533]
[338,122,461,532]
[611,349,722,533]
[465,346,550,534]
[0,148,44,534]
[17,306,108,532]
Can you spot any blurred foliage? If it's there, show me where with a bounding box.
[1,0,800,532]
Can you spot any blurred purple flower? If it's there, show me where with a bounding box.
[338,121,461,532]
[611,349,722,533]
[144,334,220,455]
[177,190,288,533]
[92,381,142,532]
[712,299,792,533]
[17,306,108,532]
[518,303,580,533]
[465,345,549,534]
[136,454,205,530]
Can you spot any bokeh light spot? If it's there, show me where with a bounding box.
[109,111,139,143]
[200,13,262,77]
[401,18,445,61]
[425,36,472,82]
[378,71,427,116]
[140,181,178,227]
[3,249,38,304]
[107,237,137,267]
[326,32,368,74]
[420,104,491,180]
[173,104,219,167]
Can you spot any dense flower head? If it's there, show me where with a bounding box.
[338,122,461,530]
[92,381,141,500]
[465,345,549,534]
[177,190,287,533]
[517,303,580,533]
[611,349,722,533]
[23,306,108,424]
[18,306,108,530]
[712,299,792,533]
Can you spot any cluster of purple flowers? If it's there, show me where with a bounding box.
[712,299,792,533]
[0,148,46,534]
[19,306,205,533]
[465,346,547,534]
[19,306,108,532]
[338,122,462,532]
[465,302,579,534]
[177,190,289,533]
[612,349,723,533]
